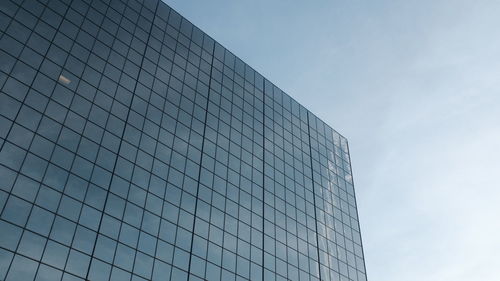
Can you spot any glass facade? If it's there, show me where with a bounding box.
[0,0,367,280]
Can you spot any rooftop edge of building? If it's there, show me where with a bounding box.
[159,0,350,150]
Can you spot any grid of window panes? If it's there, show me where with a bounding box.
[0,0,216,279]
[188,42,265,281]
[262,82,322,281]
[0,0,367,280]
[308,114,366,281]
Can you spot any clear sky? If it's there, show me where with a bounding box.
[164,1,500,280]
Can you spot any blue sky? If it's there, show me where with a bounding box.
[164,1,500,280]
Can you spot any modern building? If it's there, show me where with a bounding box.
[0,0,367,280]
